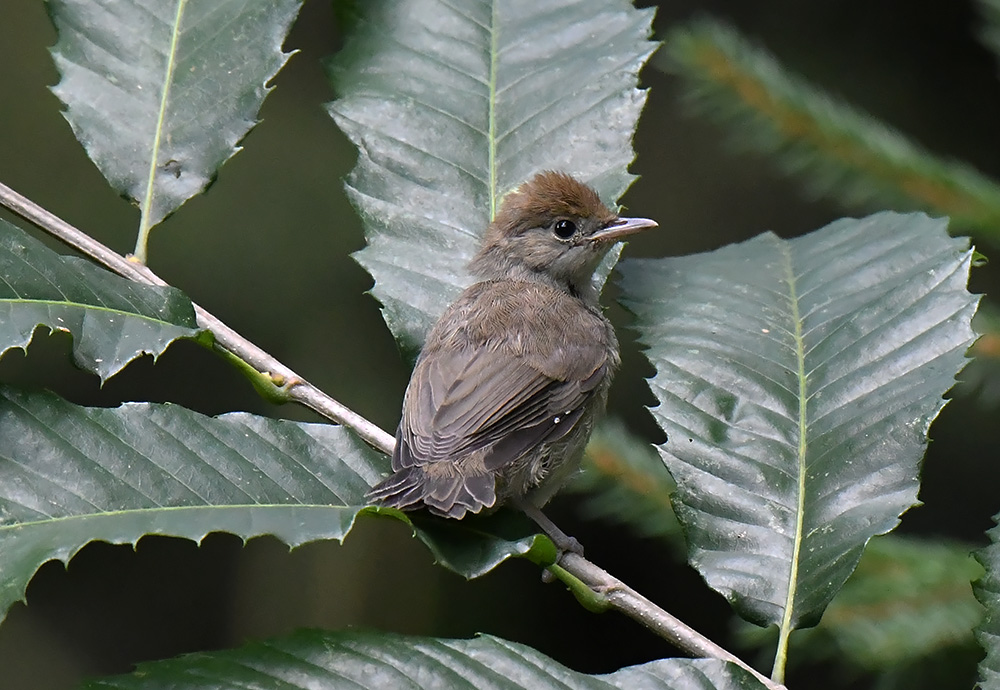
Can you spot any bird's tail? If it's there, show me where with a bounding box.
[367,467,496,519]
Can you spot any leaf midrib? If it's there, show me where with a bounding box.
[488,1,499,220]
[136,0,187,260]
[0,502,362,532]
[0,298,194,327]
[773,241,809,679]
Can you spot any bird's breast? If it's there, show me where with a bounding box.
[425,279,618,381]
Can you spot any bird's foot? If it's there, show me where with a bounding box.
[515,500,584,558]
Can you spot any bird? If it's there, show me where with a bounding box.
[367,171,656,548]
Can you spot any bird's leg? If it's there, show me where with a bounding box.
[515,499,584,556]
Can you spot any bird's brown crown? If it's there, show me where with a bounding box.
[491,171,616,237]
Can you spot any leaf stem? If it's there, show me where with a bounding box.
[545,563,612,612]
[0,180,784,690]
[134,0,187,263]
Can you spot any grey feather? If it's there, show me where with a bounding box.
[367,171,654,520]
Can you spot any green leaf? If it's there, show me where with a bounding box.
[979,0,1000,66]
[659,19,1000,241]
[975,512,1000,689]
[81,629,767,690]
[619,212,978,639]
[0,385,378,622]
[48,0,302,260]
[0,386,548,625]
[0,219,201,381]
[567,419,682,544]
[409,511,553,578]
[327,0,657,353]
[741,536,983,670]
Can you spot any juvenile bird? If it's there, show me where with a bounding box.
[368,171,656,543]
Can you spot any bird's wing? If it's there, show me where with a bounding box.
[394,343,608,471]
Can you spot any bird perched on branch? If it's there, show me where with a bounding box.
[368,171,656,547]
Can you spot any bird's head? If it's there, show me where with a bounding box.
[469,171,657,301]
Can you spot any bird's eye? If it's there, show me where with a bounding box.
[553,219,577,239]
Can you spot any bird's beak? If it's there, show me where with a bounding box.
[589,216,658,243]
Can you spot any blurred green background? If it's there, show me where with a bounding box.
[1,1,998,688]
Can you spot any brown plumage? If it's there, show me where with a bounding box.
[368,171,656,526]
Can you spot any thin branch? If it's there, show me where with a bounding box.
[0,180,782,690]
[0,181,395,455]
[559,553,783,689]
